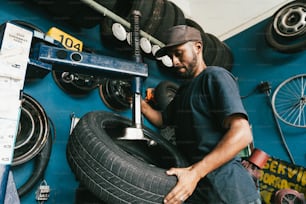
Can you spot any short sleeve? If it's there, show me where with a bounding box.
[205,69,248,126]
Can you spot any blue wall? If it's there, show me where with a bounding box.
[1,1,305,203]
[227,21,306,167]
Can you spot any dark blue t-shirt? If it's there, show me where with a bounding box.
[162,67,260,203]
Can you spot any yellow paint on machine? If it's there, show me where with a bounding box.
[46,27,83,51]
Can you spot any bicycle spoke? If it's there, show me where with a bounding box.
[272,74,306,127]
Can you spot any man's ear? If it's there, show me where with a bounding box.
[194,41,202,54]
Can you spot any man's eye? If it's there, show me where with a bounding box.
[175,51,183,57]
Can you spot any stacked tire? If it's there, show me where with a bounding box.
[31,0,234,70]
[265,0,306,53]
[99,0,186,56]
[31,0,116,28]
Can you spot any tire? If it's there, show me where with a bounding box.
[185,19,215,67]
[52,71,98,96]
[265,20,306,53]
[17,129,53,197]
[66,111,188,204]
[129,0,155,29]
[98,78,132,111]
[99,16,132,54]
[154,80,179,110]
[170,1,185,26]
[95,0,118,11]
[70,6,103,28]
[143,0,165,36]
[13,94,50,166]
[207,33,233,71]
[221,42,234,71]
[265,0,306,53]
[153,0,176,40]
[272,0,306,39]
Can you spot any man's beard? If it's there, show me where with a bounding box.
[175,51,198,79]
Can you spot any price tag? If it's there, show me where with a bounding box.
[0,23,32,165]
[0,119,19,164]
[46,27,83,51]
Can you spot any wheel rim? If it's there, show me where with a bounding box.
[272,74,306,127]
[13,94,50,166]
[99,79,132,111]
[273,2,306,38]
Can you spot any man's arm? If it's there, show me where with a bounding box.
[163,114,253,204]
[190,114,252,178]
[141,99,164,128]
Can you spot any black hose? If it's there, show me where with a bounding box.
[17,128,53,197]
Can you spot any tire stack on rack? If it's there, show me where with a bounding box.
[265,0,306,53]
[31,0,115,28]
[98,0,186,56]
[96,0,234,71]
[30,0,234,71]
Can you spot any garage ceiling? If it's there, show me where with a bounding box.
[171,0,295,40]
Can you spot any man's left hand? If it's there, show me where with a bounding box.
[163,167,200,204]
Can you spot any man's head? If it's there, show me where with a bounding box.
[155,25,202,58]
[156,25,205,79]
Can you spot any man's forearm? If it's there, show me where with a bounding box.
[141,99,164,127]
[191,117,253,179]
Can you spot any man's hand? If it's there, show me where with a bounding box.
[164,167,201,204]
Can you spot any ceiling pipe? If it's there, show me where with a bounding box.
[79,0,165,48]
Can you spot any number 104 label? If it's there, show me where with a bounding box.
[46,27,83,51]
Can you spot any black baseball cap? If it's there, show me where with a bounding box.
[155,25,202,58]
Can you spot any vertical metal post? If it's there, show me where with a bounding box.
[131,10,143,130]
[120,10,146,140]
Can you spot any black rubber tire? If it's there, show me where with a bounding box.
[206,33,233,71]
[170,1,186,26]
[185,19,215,67]
[95,0,118,11]
[272,0,306,39]
[153,0,176,40]
[98,78,132,111]
[202,32,219,67]
[70,6,103,28]
[265,19,306,53]
[51,71,97,96]
[34,0,117,29]
[154,80,179,110]
[129,0,155,29]
[17,129,53,197]
[99,16,133,54]
[33,0,80,16]
[66,111,188,204]
[13,94,50,166]
[220,42,234,71]
[8,20,44,33]
[114,0,134,18]
[143,0,165,36]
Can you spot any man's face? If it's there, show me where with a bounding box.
[167,42,199,79]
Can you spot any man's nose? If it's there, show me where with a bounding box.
[171,55,180,67]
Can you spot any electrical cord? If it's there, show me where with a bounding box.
[259,82,296,164]
[240,86,258,99]
[240,82,270,99]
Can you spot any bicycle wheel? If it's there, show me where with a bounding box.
[272,74,306,127]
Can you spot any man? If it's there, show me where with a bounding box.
[141,25,261,204]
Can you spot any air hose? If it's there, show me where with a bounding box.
[17,130,53,197]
